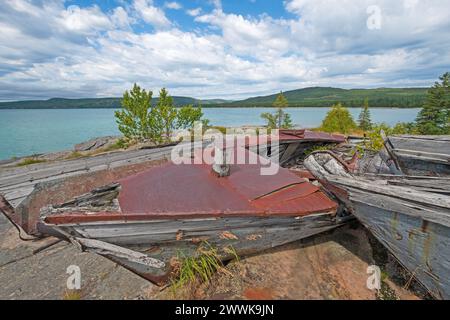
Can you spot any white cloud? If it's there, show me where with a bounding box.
[284,0,450,54]
[165,1,182,10]
[210,0,222,10]
[186,7,202,17]
[133,0,171,28]
[111,6,132,29]
[196,11,291,58]
[59,5,111,34]
[0,0,449,101]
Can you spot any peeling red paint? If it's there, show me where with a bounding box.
[44,148,337,225]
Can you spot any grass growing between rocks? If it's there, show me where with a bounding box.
[62,289,82,300]
[16,158,47,167]
[169,242,239,297]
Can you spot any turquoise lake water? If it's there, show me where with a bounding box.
[0,108,420,160]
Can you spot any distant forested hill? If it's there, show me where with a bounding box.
[218,87,428,108]
[0,97,231,109]
[0,87,428,109]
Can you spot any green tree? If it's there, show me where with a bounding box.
[260,112,278,129]
[152,88,178,143]
[273,91,289,128]
[116,85,209,145]
[416,72,450,135]
[261,92,293,129]
[115,84,153,141]
[177,104,204,130]
[320,103,357,134]
[358,98,372,131]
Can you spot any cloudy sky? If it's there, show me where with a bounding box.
[0,0,449,101]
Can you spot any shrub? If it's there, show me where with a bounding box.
[320,103,357,134]
[363,122,417,151]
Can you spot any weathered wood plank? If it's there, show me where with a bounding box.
[351,201,450,300]
[389,136,450,156]
[304,150,450,299]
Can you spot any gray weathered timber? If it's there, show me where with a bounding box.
[43,212,347,285]
[385,135,450,176]
[304,151,450,299]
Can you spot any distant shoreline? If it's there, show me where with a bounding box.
[0,87,428,109]
[0,106,423,109]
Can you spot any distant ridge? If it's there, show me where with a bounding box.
[0,97,230,109]
[220,87,428,108]
[0,87,428,109]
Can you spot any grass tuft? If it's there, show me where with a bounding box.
[62,289,82,300]
[16,158,46,167]
[65,151,85,160]
[170,242,238,294]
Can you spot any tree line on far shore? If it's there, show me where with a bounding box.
[115,72,449,148]
[260,72,449,145]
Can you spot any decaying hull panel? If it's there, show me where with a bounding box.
[385,135,450,176]
[352,201,450,299]
[45,213,346,285]
[304,151,450,299]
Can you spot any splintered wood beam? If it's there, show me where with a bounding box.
[72,237,166,269]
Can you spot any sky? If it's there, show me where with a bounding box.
[0,0,449,101]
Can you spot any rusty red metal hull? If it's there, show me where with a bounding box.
[0,141,348,286]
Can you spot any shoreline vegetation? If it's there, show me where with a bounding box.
[0,86,428,109]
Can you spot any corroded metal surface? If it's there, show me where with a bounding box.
[42,150,337,224]
[245,129,346,147]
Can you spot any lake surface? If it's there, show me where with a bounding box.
[0,107,420,160]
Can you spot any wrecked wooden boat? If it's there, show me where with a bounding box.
[304,151,450,299]
[0,147,349,286]
[247,129,346,167]
[383,135,450,176]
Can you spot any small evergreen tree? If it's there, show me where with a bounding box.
[321,103,357,134]
[282,113,293,129]
[260,112,278,129]
[153,88,178,143]
[261,91,293,129]
[273,91,289,128]
[416,72,450,135]
[358,98,372,131]
[115,84,152,141]
[115,85,209,145]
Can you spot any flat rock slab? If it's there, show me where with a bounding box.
[160,224,419,300]
[0,215,153,300]
[74,136,119,152]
